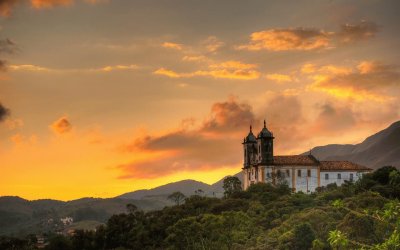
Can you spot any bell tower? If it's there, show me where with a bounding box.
[257,120,274,165]
[243,125,257,168]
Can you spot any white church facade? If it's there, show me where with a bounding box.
[242,121,372,192]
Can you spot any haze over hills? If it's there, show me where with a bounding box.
[0,174,241,236]
[305,120,400,169]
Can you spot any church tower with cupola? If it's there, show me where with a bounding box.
[242,125,258,168]
[257,120,274,165]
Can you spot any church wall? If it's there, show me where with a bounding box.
[263,166,319,192]
[320,171,364,187]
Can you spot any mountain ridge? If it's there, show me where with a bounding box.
[306,120,400,169]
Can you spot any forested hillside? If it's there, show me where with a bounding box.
[1,166,400,250]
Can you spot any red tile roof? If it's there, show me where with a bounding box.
[319,161,372,171]
[267,156,371,171]
[273,155,319,166]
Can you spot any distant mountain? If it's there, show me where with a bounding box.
[0,196,170,236]
[117,173,243,200]
[306,121,400,169]
[117,179,212,200]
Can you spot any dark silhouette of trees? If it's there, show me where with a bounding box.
[168,191,186,205]
[222,176,242,198]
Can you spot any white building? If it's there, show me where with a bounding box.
[242,121,371,192]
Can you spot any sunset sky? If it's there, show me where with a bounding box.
[0,0,399,200]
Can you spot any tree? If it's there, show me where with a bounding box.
[328,230,349,250]
[168,191,186,205]
[126,203,138,214]
[223,176,242,198]
[293,223,316,250]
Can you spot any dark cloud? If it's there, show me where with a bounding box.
[117,97,256,179]
[0,0,21,17]
[117,95,311,179]
[201,97,257,134]
[0,102,10,122]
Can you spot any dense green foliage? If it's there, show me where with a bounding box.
[1,167,400,249]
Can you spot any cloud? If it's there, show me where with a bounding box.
[0,102,10,122]
[94,64,138,72]
[117,97,256,179]
[312,102,357,133]
[0,38,17,71]
[30,0,72,9]
[161,42,183,50]
[0,0,20,17]
[5,118,23,129]
[202,36,225,53]
[0,0,105,16]
[154,60,260,80]
[238,21,379,51]
[182,55,207,62]
[8,63,138,73]
[308,61,400,101]
[9,64,51,71]
[50,116,72,134]
[266,73,294,83]
[237,27,332,51]
[338,21,379,43]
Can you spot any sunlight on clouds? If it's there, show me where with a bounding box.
[162,42,183,50]
[238,21,378,51]
[266,73,294,83]
[238,28,332,51]
[202,36,225,52]
[31,0,73,9]
[9,64,51,72]
[96,64,138,72]
[306,61,400,102]
[154,60,260,80]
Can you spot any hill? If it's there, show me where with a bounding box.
[306,120,400,169]
[0,196,169,236]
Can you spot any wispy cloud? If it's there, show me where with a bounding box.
[266,73,294,83]
[161,42,183,50]
[154,60,260,80]
[8,64,139,73]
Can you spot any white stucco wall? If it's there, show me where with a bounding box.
[320,171,363,187]
[264,166,319,193]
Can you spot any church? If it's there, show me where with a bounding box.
[242,121,372,192]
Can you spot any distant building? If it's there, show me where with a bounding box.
[60,217,73,226]
[242,121,372,192]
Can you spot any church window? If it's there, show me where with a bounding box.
[350,173,354,181]
[267,172,271,178]
[307,170,311,177]
[248,172,251,180]
[297,170,301,177]
[338,173,341,179]
[325,174,329,180]
[286,170,290,177]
